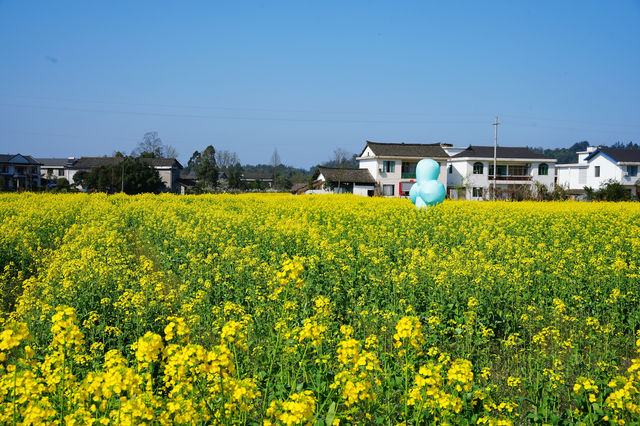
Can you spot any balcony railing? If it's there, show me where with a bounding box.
[401,173,416,179]
[489,176,532,181]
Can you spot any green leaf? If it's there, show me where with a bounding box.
[325,401,336,426]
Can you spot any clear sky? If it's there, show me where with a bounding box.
[1,1,639,169]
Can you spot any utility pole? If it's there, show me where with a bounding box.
[492,115,500,200]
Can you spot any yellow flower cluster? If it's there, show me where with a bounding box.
[1,193,639,423]
[265,390,316,425]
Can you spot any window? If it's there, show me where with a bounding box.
[473,162,483,174]
[448,164,453,174]
[595,166,600,177]
[472,187,483,198]
[509,165,529,176]
[57,168,65,176]
[488,165,507,176]
[401,162,417,178]
[382,161,395,173]
[628,165,638,177]
[400,181,414,196]
[382,184,394,196]
[538,163,549,176]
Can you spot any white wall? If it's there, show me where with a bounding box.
[353,185,374,196]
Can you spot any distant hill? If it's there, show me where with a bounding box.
[530,141,638,164]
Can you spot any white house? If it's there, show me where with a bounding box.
[312,166,376,196]
[448,146,556,200]
[0,154,42,190]
[356,141,450,197]
[556,146,640,197]
[37,157,77,183]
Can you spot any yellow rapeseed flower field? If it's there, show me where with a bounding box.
[0,193,639,424]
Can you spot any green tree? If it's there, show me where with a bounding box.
[227,162,244,189]
[194,146,219,188]
[81,159,165,194]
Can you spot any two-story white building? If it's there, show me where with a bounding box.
[448,146,556,200]
[355,141,556,200]
[556,147,640,198]
[356,141,450,197]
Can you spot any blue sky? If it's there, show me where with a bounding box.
[1,1,639,168]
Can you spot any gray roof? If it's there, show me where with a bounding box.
[316,167,376,184]
[0,154,42,165]
[36,158,77,166]
[242,172,273,181]
[361,141,449,158]
[586,148,640,163]
[73,157,182,169]
[452,146,554,160]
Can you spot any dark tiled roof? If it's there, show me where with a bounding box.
[242,173,273,181]
[452,146,554,160]
[36,158,77,166]
[73,157,182,169]
[361,141,449,158]
[588,148,640,163]
[0,154,42,165]
[316,167,376,184]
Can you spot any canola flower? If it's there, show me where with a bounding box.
[0,193,639,423]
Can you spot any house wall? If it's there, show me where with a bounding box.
[41,166,75,183]
[358,158,379,181]
[449,159,556,200]
[556,165,588,190]
[353,184,374,196]
[156,168,176,192]
[359,157,448,197]
[585,154,623,189]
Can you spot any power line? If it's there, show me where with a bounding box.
[0,102,488,125]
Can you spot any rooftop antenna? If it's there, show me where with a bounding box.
[492,115,500,200]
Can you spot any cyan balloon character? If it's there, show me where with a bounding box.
[409,159,446,208]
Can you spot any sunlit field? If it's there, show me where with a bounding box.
[0,193,639,425]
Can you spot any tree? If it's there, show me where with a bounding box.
[55,177,70,191]
[584,180,631,201]
[131,132,178,159]
[271,148,281,188]
[227,162,244,189]
[215,150,240,171]
[80,159,165,194]
[332,148,349,193]
[185,151,201,174]
[165,145,179,159]
[194,146,219,188]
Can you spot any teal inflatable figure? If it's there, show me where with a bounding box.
[409,159,446,208]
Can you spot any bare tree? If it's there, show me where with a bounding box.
[333,148,349,193]
[131,131,178,158]
[215,150,240,171]
[165,145,179,159]
[271,148,281,188]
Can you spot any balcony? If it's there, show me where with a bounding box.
[488,175,532,181]
[401,173,416,179]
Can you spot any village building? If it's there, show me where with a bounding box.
[355,141,555,200]
[556,146,640,198]
[69,157,183,192]
[241,172,274,188]
[0,154,42,191]
[356,141,450,197]
[448,146,556,200]
[311,166,376,195]
[37,157,77,183]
